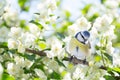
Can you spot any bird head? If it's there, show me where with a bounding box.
[75,31,90,44]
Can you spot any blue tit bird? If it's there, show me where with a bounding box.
[68,31,91,61]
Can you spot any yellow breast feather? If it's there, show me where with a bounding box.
[69,37,90,56]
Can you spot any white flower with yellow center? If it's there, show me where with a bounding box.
[36,0,57,22]
[93,14,113,33]
[76,16,91,30]
[46,37,63,58]
[28,23,40,37]
[14,56,34,69]
[68,16,91,36]
[8,27,22,39]
[8,38,18,49]
[20,32,36,48]
[7,62,24,77]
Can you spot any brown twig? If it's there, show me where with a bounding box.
[99,65,107,70]
[25,48,108,69]
[25,48,89,65]
[62,57,89,65]
[25,48,46,56]
[69,56,89,65]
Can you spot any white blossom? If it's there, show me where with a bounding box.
[17,41,25,53]
[8,38,18,49]
[0,0,120,79]
[105,0,119,9]
[28,23,40,37]
[7,62,24,77]
[68,16,91,36]
[36,0,57,22]
[8,27,22,39]
[46,37,63,58]
[68,24,80,36]
[14,55,33,69]
[89,27,99,53]
[0,27,9,42]
[34,69,47,80]
[72,67,85,80]
[76,16,91,30]
[20,32,36,48]
[106,41,115,54]
[93,14,113,33]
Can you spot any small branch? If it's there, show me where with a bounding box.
[69,56,89,65]
[62,56,89,65]
[26,48,89,65]
[99,65,107,70]
[25,48,46,56]
[25,48,108,70]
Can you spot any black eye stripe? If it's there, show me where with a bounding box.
[80,32,85,40]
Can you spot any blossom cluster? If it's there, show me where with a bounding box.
[0,0,120,80]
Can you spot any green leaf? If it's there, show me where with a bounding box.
[57,21,72,33]
[54,57,66,67]
[29,20,43,30]
[64,10,71,19]
[104,75,116,80]
[100,0,106,4]
[30,58,45,72]
[56,1,60,6]
[104,53,113,64]
[89,13,99,22]
[48,71,61,79]
[18,0,29,11]
[24,54,36,61]
[49,14,55,17]
[95,45,100,50]
[113,68,120,72]
[0,42,8,48]
[20,20,28,29]
[112,67,120,74]
[113,43,120,48]
[2,73,15,80]
[81,4,91,15]
[55,32,65,40]
[34,13,40,15]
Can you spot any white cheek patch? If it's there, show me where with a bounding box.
[77,33,84,42]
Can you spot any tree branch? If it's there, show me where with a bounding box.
[25,48,46,56]
[63,56,89,65]
[25,48,108,70]
[25,48,89,65]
